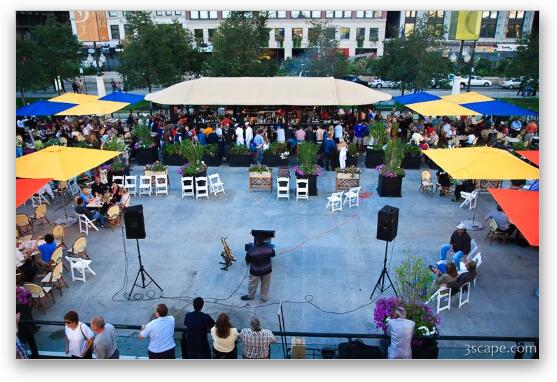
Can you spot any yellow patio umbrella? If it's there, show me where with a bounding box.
[441,91,494,104]
[405,99,479,116]
[56,100,130,116]
[48,93,100,104]
[423,147,539,180]
[16,145,121,181]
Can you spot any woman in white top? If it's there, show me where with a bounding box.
[117,188,130,209]
[235,124,245,146]
[210,313,239,359]
[245,123,254,148]
[64,310,95,358]
[337,139,348,169]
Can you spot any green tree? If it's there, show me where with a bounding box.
[376,15,451,94]
[16,37,49,104]
[306,20,349,77]
[30,16,82,92]
[119,12,201,92]
[508,32,539,81]
[207,11,276,76]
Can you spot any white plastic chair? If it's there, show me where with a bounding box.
[68,177,81,197]
[208,173,225,196]
[471,252,482,286]
[181,176,194,198]
[65,256,96,283]
[326,192,344,213]
[458,282,471,308]
[138,175,152,197]
[343,187,361,208]
[31,189,50,207]
[124,175,137,196]
[296,179,309,201]
[469,238,478,257]
[460,189,479,210]
[277,177,290,200]
[195,177,209,199]
[112,175,125,188]
[429,286,451,314]
[155,175,168,196]
[75,213,99,235]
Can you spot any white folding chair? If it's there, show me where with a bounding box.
[112,175,125,188]
[208,173,225,196]
[458,282,471,308]
[343,187,361,208]
[469,238,478,257]
[75,213,99,236]
[155,175,168,196]
[426,286,451,314]
[326,191,344,213]
[296,179,309,201]
[68,177,81,197]
[195,176,209,199]
[181,176,194,198]
[31,190,50,208]
[277,177,290,200]
[138,175,152,197]
[124,175,137,196]
[65,256,96,283]
[471,252,482,286]
[460,189,479,210]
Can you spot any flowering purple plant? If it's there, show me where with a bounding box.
[293,164,323,177]
[16,286,31,305]
[373,296,402,331]
[177,161,207,176]
[375,164,404,177]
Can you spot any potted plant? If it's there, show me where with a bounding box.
[376,138,405,197]
[366,122,387,168]
[335,165,361,191]
[162,142,186,166]
[264,142,289,167]
[346,143,359,167]
[132,122,157,165]
[144,161,168,178]
[248,164,273,191]
[202,143,222,167]
[227,144,253,167]
[402,144,422,169]
[178,160,208,193]
[101,137,130,182]
[294,141,322,196]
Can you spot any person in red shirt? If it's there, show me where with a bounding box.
[526,120,538,134]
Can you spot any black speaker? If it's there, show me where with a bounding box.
[376,205,399,242]
[124,205,146,239]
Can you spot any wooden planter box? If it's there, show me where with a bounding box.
[402,155,422,169]
[203,154,222,167]
[228,154,253,167]
[365,149,385,168]
[336,172,361,191]
[144,169,169,190]
[249,171,273,192]
[377,174,403,197]
[136,147,158,165]
[162,153,185,166]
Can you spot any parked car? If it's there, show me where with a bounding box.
[500,78,523,89]
[431,74,455,89]
[452,75,492,88]
[342,75,370,87]
[370,78,398,88]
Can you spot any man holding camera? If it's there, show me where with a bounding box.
[241,235,276,303]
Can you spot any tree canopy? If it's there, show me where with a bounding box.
[16,37,50,103]
[508,32,539,81]
[207,11,276,76]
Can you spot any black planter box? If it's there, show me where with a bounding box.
[228,154,253,167]
[346,156,358,168]
[107,168,131,185]
[162,153,185,166]
[136,147,158,165]
[426,156,440,170]
[412,339,439,359]
[377,174,403,197]
[402,155,422,169]
[263,153,280,167]
[203,154,222,167]
[365,149,385,168]
[296,173,318,196]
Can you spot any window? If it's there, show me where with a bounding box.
[311,11,321,18]
[334,11,352,19]
[356,28,365,40]
[155,11,163,16]
[291,11,310,19]
[369,28,379,41]
[374,11,383,18]
[123,24,132,37]
[275,28,285,44]
[506,11,525,38]
[222,11,230,19]
[357,11,383,18]
[429,11,445,35]
[292,28,303,47]
[405,11,417,18]
[209,11,218,19]
[404,11,417,37]
[480,11,498,38]
[108,11,118,17]
[175,11,182,16]
[165,11,172,16]
[194,29,204,42]
[325,11,334,18]
[339,27,350,40]
[190,11,199,19]
[199,11,209,19]
[110,25,120,40]
[208,28,216,43]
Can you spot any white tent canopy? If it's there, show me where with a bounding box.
[145,76,392,106]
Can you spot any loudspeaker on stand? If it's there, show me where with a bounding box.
[376,205,399,242]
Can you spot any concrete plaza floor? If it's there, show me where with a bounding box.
[18,161,539,356]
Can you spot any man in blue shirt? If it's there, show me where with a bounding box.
[197,128,207,145]
[253,130,265,164]
[353,122,366,151]
[322,132,337,171]
[36,234,57,269]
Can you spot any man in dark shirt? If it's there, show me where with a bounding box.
[91,176,107,197]
[241,238,276,302]
[75,197,106,227]
[183,297,215,359]
[438,223,471,272]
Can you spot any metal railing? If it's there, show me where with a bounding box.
[20,320,538,360]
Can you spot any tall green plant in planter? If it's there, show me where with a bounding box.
[203,143,221,166]
[162,142,186,165]
[402,144,422,169]
[264,141,289,166]
[180,140,205,165]
[366,122,387,168]
[376,138,405,197]
[227,144,253,167]
[132,122,156,165]
[295,141,322,195]
[102,137,129,180]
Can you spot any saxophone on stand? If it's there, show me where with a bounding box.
[219,236,236,271]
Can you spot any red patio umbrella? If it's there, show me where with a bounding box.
[488,188,539,246]
[16,178,52,208]
[516,150,539,167]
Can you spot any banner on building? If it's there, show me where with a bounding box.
[74,11,109,42]
[449,11,482,41]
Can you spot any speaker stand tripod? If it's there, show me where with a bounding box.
[370,240,398,300]
[128,239,163,299]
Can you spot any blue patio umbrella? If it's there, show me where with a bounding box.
[460,100,538,116]
[16,100,77,116]
[99,92,145,105]
[393,92,441,105]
